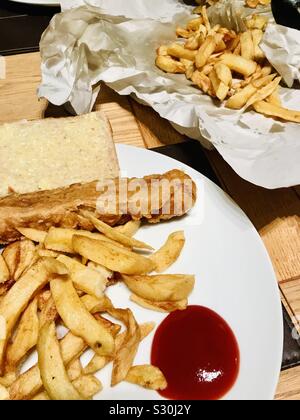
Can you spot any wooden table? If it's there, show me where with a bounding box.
[0,52,299,400]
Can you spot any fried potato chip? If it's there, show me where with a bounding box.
[240,31,254,60]
[0,258,67,375]
[37,249,59,258]
[6,298,39,372]
[186,17,203,31]
[72,375,102,399]
[2,239,36,281]
[185,34,201,51]
[126,365,167,390]
[246,14,268,30]
[83,322,155,376]
[246,76,281,108]
[94,313,122,337]
[130,294,188,313]
[114,220,141,237]
[0,371,16,387]
[253,101,300,123]
[266,88,281,106]
[38,322,84,400]
[50,277,115,356]
[214,62,232,86]
[150,231,185,273]
[226,84,257,109]
[39,293,58,328]
[251,73,276,88]
[209,68,220,95]
[80,210,153,250]
[17,228,47,244]
[73,235,155,275]
[157,45,169,56]
[220,53,257,77]
[122,274,195,302]
[251,29,264,61]
[80,294,113,314]
[176,27,191,39]
[10,329,88,400]
[67,358,82,382]
[57,255,107,298]
[31,392,50,401]
[156,55,186,74]
[167,44,197,62]
[107,308,141,386]
[0,384,9,400]
[192,70,211,93]
[0,256,9,284]
[195,35,216,69]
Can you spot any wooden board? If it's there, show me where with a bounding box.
[0,51,300,400]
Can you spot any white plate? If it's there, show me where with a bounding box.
[8,0,60,6]
[22,144,283,400]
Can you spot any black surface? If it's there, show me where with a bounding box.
[153,141,300,371]
[0,1,60,56]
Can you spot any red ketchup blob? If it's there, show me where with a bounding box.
[151,305,240,400]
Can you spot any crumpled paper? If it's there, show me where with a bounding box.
[38,0,300,189]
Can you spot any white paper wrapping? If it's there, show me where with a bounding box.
[38,0,300,189]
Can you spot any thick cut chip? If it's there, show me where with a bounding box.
[107,308,141,386]
[114,220,141,237]
[122,274,195,302]
[253,101,300,123]
[2,239,36,281]
[195,36,216,69]
[17,228,47,244]
[0,384,9,400]
[0,257,67,375]
[72,375,102,399]
[38,322,84,400]
[80,210,153,250]
[57,255,108,298]
[50,277,115,356]
[240,31,254,60]
[6,298,39,371]
[156,55,185,74]
[214,63,232,86]
[150,231,185,273]
[126,365,167,390]
[83,322,155,376]
[167,44,197,61]
[130,294,188,313]
[220,53,257,77]
[73,235,155,275]
[0,256,9,284]
[226,84,257,109]
[245,76,281,108]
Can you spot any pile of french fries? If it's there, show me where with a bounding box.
[0,211,194,400]
[156,5,300,123]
